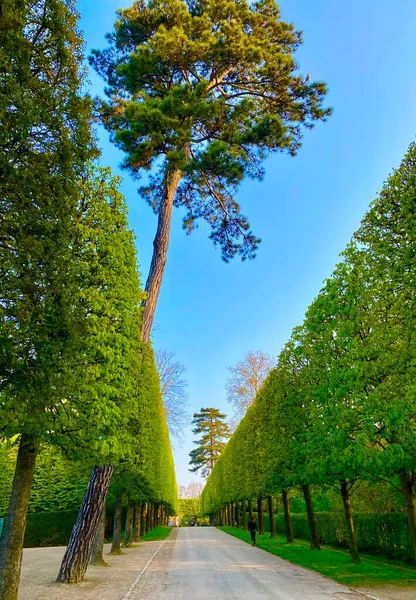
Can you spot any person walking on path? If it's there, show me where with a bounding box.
[248,516,257,546]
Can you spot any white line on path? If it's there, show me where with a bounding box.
[123,535,170,600]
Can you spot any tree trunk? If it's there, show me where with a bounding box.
[0,434,40,600]
[133,504,141,542]
[141,503,147,535]
[235,502,240,527]
[109,493,123,555]
[241,501,247,530]
[89,508,108,566]
[230,503,234,526]
[154,503,158,528]
[282,490,294,544]
[267,495,277,537]
[340,480,360,563]
[57,464,114,583]
[142,167,183,343]
[123,501,134,547]
[257,498,264,535]
[248,499,253,519]
[399,470,416,562]
[302,484,320,549]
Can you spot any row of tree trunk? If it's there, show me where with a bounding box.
[212,483,368,563]
[213,487,320,547]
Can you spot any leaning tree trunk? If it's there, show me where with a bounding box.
[302,484,320,549]
[241,501,247,530]
[141,167,183,343]
[340,480,360,563]
[89,508,108,566]
[57,464,114,583]
[109,493,123,555]
[0,434,40,600]
[398,470,416,563]
[282,490,294,544]
[123,501,134,547]
[257,498,264,535]
[267,495,277,538]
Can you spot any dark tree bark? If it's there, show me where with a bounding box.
[340,480,360,563]
[235,502,240,527]
[142,168,183,342]
[123,501,134,547]
[89,508,108,566]
[267,495,277,537]
[399,470,416,563]
[302,484,320,550]
[57,464,114,583]
[257,498,264,535]
[154,503,158,528]
[282,490,294,544]
[248,499,253,519]
[0,434,40,600]
[109,493,123,555]
[133,504,141,542]
[146,503,152,532]
[140,503,147,535]
[241,501,247,530]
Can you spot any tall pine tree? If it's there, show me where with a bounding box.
[189,408,230,478]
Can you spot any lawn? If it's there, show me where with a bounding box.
[140,526,172,542]
[219,527,416,588]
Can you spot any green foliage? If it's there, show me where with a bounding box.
[189,408,230,478]
[179,498,202,525]
[202,141,416,562]
[220,527,416,587]
[90,0,330,261]
[23,510,79,548]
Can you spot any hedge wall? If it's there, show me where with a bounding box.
[23,510,79,548]
[274,512,413,562]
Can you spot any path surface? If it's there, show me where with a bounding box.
[129,528,364,600]
[17,528,415,600]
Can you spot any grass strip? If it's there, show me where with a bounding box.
[140,526,172,542]
[219,527,416,588]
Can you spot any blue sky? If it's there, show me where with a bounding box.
[77,0,416,486]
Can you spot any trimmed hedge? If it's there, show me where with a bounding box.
[274,512,413,562]
[23,510,79,548]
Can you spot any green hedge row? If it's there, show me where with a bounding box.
[273,512,412,562]
[23,510,79,548]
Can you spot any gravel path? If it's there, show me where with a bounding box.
[17,528,416,600]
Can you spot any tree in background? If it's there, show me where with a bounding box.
[178,482,205,499]
[90,0,331,342]
[189,408,230,478]
[226,350,274,425]
[156,350,189,441]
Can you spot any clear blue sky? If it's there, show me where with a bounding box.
[77,0,416,486]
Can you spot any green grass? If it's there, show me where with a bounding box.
[140,526,172,542]
[219,527,416,588]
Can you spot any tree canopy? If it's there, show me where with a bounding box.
[189,407,230,478]
[90,0,331,341]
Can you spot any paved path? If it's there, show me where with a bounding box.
[131,528,366,600]
[18,528,415,599]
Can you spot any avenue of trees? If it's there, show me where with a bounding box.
[0,2,176,598]
[202,142,416,565]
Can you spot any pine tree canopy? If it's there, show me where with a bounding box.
[189,407,230,478]
[90,0,331,262]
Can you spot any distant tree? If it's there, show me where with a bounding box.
[90,0,331,342]
[226,350,274,422]
[187,482,204,498]
[178,485,188,499]
[189,408,230,478]
[155,350,189,441]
